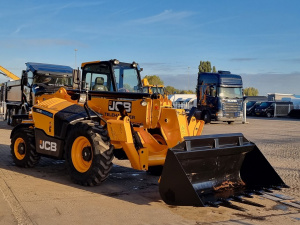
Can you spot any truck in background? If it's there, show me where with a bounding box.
[2,62,74,125]
[0,66,21,120]
[193,70,243,124]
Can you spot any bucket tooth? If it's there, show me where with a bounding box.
[159,133,288,207]
[271,185,285,190]
[262,188,273,193]
[219,199,246,211]
[205,201,219,208]
[242,192,254,198]
[233,196,265,207]
[253,190,264,195]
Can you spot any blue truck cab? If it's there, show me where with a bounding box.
[195,71,243,124]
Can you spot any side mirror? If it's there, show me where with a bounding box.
[22,71,28,86]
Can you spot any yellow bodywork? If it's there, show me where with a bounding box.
[31,98,75,136]
[35,87,78,105]
[142,78,165,94]
[0,65,20,80]
[29,86,204,171]
[106,108,204,170]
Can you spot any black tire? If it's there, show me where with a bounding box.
[10,127,40,167]
[65,122,114,186]
[227,121,233,124]
[203,111,211,124]
[267,112,272,118]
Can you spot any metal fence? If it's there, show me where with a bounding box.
[274,103,293,117]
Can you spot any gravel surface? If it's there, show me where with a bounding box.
[0,117,299,225]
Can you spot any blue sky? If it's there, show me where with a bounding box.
[0,0,299,95]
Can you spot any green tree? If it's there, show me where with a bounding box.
[212,66,217,73]
[244,87,259,96]
[198,61,217,73]
[165,86,195,94]
[165,86,178,94]
[143,75,164,85]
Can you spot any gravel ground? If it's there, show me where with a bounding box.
[0,117,299,225]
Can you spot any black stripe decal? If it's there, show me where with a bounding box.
[33,107,53,118]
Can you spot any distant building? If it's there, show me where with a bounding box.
[243,96,268,102]
[267,93,295,101]
[168,94,197,110]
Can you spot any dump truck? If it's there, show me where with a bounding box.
[0,66,21,119]
[10,59,287,208]
[2,62,74,125]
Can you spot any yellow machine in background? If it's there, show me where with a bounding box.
[0,66,20,81]
[142,78,166,95]
[10,59,288,208]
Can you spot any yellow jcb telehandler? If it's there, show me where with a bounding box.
[10,59,288,208]
[141,78,166,96]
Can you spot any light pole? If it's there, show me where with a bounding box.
[188,66,190,91]
[74,49,78,68]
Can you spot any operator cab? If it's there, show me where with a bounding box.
[81,59,143,93]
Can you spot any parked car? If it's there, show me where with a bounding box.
[255,102,275,117]
[255,101,293,118]
[246,101,262,116]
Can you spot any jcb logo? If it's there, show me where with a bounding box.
[39,140,57,152]
[108,101,132,113]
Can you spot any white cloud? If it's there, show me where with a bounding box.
[132,10,194,24]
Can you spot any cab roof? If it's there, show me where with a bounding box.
[26,62,73,74]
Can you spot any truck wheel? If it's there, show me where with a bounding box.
[267,112,272,118]
[65,122,114,186]
[11,127,40,167]
[203,112,211,124]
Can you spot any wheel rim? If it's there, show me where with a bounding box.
[152,134,167,145]
[14,138,26,160]
[71,136,93,173]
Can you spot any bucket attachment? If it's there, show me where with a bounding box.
[159,133,288,207]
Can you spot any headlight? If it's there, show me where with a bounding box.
[112,59,119,65]
[79,94,87,103]
[132,61,138,68]
[140,100,147,106]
